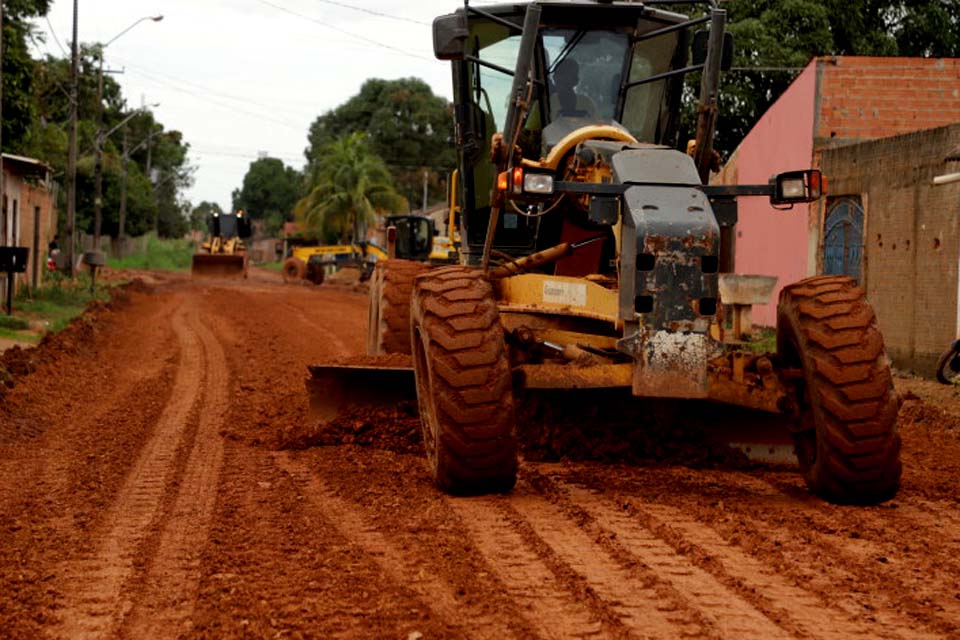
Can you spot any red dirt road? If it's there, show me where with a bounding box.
[2,271,960,639]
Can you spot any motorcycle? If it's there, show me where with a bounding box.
[936,339,960,384]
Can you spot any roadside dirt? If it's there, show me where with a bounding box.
[2,273,960,638]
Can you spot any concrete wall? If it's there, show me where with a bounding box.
[816,57,960,150]
[716,62,818,326]
[817,123,960,375]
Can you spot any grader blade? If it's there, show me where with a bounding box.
[191,253,247,278]
[306,362,415,424]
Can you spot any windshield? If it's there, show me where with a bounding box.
[621,32,680,142]
[543,29,629,121]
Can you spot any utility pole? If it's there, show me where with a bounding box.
[1,0,5,251]
[118,123,128,252]
[65,0,79,276]
[93,50,104,250]
[92,16,161,251]
[421,169,428,212]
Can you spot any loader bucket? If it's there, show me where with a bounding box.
[191,253,247,278]
[306,362,416,424]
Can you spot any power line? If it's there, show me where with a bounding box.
[115,58,315,121]
[253,0,432,61]
[193,148,304,164]
[123,66,306,132]
[44,15,68,57]
[308,0,430,26]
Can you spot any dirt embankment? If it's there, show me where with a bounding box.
[3,275,960,639]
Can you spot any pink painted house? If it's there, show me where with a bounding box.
[716,56,960,326]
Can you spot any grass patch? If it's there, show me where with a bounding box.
[0,327,40,343]
[5,273,111,339]
[745,327,777,354]
[258,261,284,272]
[107,234,195,271]
[0,316,30,331]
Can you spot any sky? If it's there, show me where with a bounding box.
[33,0,479,211]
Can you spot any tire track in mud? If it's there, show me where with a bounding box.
[279,298,351,355]
[508,494,720,638]
[446,496,612,639]
[563,466,941,639]
[52,303,200,638]
[121,309,230,637]
[274,452,520,639]
[535,469,912,640]
[749,474,960,637]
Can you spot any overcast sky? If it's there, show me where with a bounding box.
[33,0,477,210]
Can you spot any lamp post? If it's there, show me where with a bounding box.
[93,14,162,251]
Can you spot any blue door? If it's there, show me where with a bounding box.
[823,197,864,283]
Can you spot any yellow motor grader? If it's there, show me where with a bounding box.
[308,0,901,505]
[192,209,251,278]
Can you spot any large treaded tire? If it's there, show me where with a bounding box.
[281,257,305,283]
[410,266,518,495]
[777,276,901,504]
[367,259,430,355]
[935,341,960,384]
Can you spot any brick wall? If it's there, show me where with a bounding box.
[817,123,960,374]
[2,171,57,292]
[816,57,960,150]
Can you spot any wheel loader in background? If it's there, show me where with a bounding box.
[308,0,901,505]
[192,209,252,278]
[281,213,453,285]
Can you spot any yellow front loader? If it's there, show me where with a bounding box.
[192,210,251,278]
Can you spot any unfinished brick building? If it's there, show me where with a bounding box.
[716,56,960,373]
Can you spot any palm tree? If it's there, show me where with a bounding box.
[294,133,407,243]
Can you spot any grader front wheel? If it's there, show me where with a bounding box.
[777,276,901,504]
[368,259,430,355]
[410,266,518,495]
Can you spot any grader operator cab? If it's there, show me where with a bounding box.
[192,209,251,278]
[309,0,901,505]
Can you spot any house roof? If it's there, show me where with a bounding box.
[2,153,52,177]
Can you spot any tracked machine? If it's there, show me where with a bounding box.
[192,209,252,278]
[309,0,901,504]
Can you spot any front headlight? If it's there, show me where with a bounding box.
[523,173,554,195]
[779,177,806,199]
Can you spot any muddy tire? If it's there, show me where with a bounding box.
[777,276,901,504]
[410,266,517,495]
[368,259,430,355]
[935,341,960,384]
[281,258,305,283]
[305,261,325,285]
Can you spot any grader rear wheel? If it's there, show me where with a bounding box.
[410,266,517,495]
[368,259,430,355]
[281,257,305,283]
[777,276,901,504]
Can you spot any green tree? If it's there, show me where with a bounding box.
[683,0,960,156]
[295,133,406,243]
[2,0,52,151]
[189,201,223,231]
[305,78,456,207]
[231,157,301,235]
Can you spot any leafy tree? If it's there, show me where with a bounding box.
[189,201,223,231]
[1,1,52,150]
[231,157,301,235]
[681,0,960,156]
[304,78,456,207]
[295,133,407,243]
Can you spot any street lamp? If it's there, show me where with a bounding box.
[93,14,163,251]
